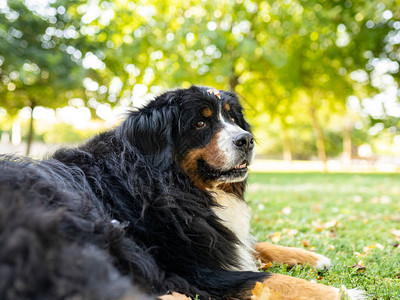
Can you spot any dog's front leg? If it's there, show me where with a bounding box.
[254,242,331,271]
[258,273,365,300]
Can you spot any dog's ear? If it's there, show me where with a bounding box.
[117,105,178,170]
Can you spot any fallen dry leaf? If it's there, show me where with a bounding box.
[311,219,339,231]
[391,216,400,222]
[268,232,281,243]
[350,260,366,273]
[391,229,400,240]
[352,265,366,273]
[355,243,384,257]
[302,240,311,248]
[258,262,273,271]
[312,204,321,212]
[323,220,339,229]
[371,196,391,204]
[363,243,384,254]
[281,206,292,215]
[251,282,282,300]
[311,222,323,232]
[282,228,298,236]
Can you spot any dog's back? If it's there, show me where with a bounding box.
[0,157,151,300]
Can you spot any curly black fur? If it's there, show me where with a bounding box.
[0,86,269,300]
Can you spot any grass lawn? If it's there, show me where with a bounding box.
[246,172,400,300]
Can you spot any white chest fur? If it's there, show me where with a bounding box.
[211,190,257,272]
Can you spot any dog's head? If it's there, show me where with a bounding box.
[118,86,254,191]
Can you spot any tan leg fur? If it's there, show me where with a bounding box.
[254,242,330,269]
[261,273,338,300]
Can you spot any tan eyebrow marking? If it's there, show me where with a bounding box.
[202,107,213,117]
[224,102,230,112]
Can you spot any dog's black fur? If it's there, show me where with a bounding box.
[0,86,268,300]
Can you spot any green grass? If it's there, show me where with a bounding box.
[246,172,400,300]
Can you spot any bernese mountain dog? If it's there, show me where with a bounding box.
[0,86,364,300]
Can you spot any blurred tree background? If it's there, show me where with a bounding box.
[0,0,399,162]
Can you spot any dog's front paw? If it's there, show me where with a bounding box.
[254,242,333,270]
[335,286,367,300]
[314,253,332,271]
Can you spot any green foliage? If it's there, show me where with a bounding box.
[0,0,89,112]
[42,123,100,144]
[258,125,353,160]
[0,0,399,157]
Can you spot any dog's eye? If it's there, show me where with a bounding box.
[196,121,206,128]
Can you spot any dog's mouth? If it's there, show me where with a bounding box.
[199,159,249,180]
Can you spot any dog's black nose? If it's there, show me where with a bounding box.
[233,132,254,151]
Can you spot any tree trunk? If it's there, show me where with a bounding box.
[342,119,352,166]
[25,102,36,156]
[281,122,292,162]
[309,105,327,169]
[229,75,238,92]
